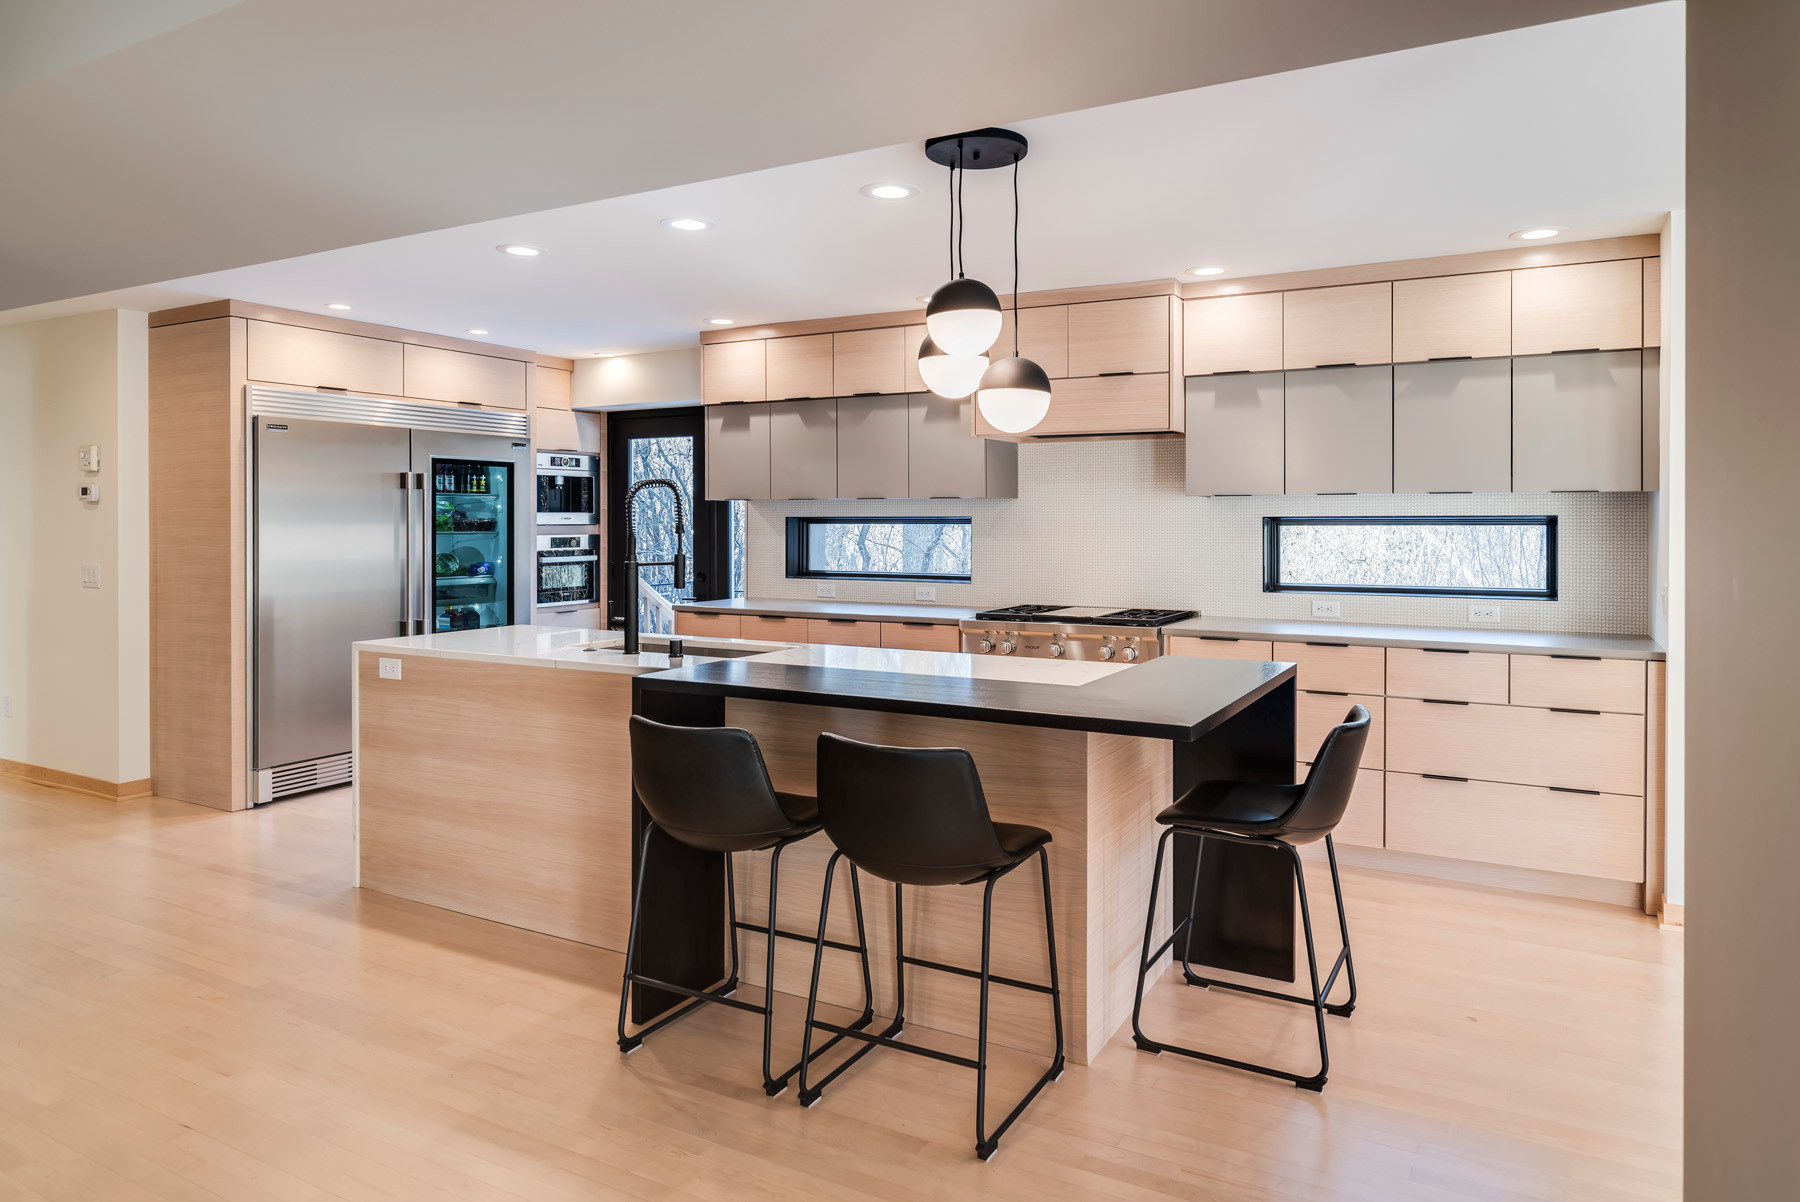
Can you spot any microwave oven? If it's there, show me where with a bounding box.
[536,452,597,525]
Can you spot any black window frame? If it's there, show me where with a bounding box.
[785,515,974,583]
[1262,514,1558,600]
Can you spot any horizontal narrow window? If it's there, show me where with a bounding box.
[1264,516,1557,599]
[786,517,972,581]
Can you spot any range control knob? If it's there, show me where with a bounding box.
[998,638,1016,656]
[1099,640,1116,661]
[977,636,995,654]
[1122,640,1141,663]
[1048,640,1066,658]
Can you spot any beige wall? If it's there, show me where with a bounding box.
[0,309,150,785]
[1686,0,1800,1196]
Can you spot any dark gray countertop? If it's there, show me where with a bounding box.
[1163,616,1665,660]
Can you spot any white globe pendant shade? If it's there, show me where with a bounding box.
[976,356,1053,434]
[925,277,1002,356]
[916,335,988,399]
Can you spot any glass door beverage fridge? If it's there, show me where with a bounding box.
[430,458,514,631]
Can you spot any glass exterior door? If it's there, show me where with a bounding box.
[606,409,740,631]
[432,459,512,630]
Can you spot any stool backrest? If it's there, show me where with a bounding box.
[1287,704,1372,837]
[628,716,793,842]
[815,732,1007,879]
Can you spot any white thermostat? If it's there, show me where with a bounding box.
[79,445,101,472]
[79,483,101,504]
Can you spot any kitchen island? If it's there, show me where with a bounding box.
[352,626,1296,1066]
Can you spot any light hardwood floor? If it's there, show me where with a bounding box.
[0,778,1681,1200]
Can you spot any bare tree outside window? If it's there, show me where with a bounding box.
[794,519,973,579]
[1268,517,1555,597]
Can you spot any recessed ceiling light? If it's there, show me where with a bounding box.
[498,244,541,256]
[593,352,617,357]
[916,295,933,305]
[466,329,488,336]
[661,217,713,231]
[1187,266,1227,277]
[860,183,917,200]
[326,303,352,310]
[1510,227,1564,241]
[707,318,735,326]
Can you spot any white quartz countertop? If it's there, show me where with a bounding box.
[748,642,1130,686]
[1162,616,1665,660]
[353,626,796,674]
[673,598,977,624]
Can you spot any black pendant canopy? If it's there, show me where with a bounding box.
[924,127,1029,170]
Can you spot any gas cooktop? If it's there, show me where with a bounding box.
[968,605,1197,628]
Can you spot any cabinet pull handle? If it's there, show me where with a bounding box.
[457,400,482,407]
[1548,786,1602,795]
[901,622,935,628]
[1097,370,1137,377]
[1314,362,1358,369]
[1421,647,1470,654]
[1212,369,1252,375]
[1550,707,1603,715]
[1422,698,1471,706]
[318,384,349,392]
[1315,492,1358,496]
[852,391,880,396]
[1427,490,1474,495]
[1304,689,1349,697]
[826,619,858,625]
[1549,654,1602,661]
[1550,347,1603,354]
[1199,636,1240,642]
[1423,774,1469,783]
[1304,641,1350,647]
[1210,493,1252,498]
[1550,489,1602,494]
[1426,355,1474,362]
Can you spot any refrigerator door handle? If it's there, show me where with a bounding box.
[402,472,419,634]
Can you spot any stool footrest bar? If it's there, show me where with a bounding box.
[899,954,1056,996]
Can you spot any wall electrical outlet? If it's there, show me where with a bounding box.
[1311,599,1342,618]
[80,563,101,589]
[915,585,937,602]
[2,695,11,718]
[378,657,403,680]
[815,582,837,598]
[1468,603,1501,623]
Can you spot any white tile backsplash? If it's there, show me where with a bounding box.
[746,438,1650,636]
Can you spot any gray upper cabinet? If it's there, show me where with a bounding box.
[705,403,771,500]
[1284,365,1393,494]
[769,399,837,499]
[907,394,1018,499]
[1393,358,1512,494]
[1642,347,1661,491]
[1185,372,1283,496]
[836,395,909,499]
[1512,350,1642,492]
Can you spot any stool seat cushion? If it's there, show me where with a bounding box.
[775,791,820,826]
[1157,778,1304,834]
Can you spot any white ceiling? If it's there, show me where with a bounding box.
[0,0,1653,313]
[130,3,1684,359]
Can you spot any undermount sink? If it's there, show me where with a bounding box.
[576,638,770,660]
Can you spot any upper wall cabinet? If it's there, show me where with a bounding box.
[1511,259,1643,355]
[836,395,909,498]
[908,394,1017,499]
[765,334,834,401]
[1392,273,1511,362]
[901,324,929,393]
[1183,293,1282,376]
[702,340,765,404]
[705,403,771,499]
[976,372,1177,438]
[1284,365,1393,494]
[533,365,573,410]
[998,306,1070,378]
[1393,358,1511,494]
[769,399,837,498]
[246,320,403,396]
[1185,372,1283,496]
[404,344,527,410]
[1283,282,1392,369]
[1512,350,1642,492]
[832,327,905,396]
[1067,297,1171,376]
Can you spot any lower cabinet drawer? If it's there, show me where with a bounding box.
[1297,691,1383,769]
[1385,772,1645,881]
[1385,647,1510,704]
[807,618,883,647]
[1509,654,1646,714]
[1275,641,1386,694]
[1167,636,1275,662]
[879,622,960,652]
[1387,698,1645,795]
[741,614,808,643]
[674,611,741,639]
[1296,762,1383,848]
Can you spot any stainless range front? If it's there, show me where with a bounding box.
[958,605,1197,663]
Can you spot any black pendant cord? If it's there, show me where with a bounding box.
[1011,154,1021,357]
[947,157,956,280]
[956,139,966,279]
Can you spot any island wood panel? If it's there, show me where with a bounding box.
[1385,647,1511,704]
[1166,636,1276,662]
[673,611,741,639]
[1511,258,1644,355]
[1386,698,1645,796]
[1509,654,1646,714]
[1385,772,1645,882]
[1391,271,1512,362]
[403,344,527,409]
[740,613,808,643]
[702,339,765,404]
[764,334,834,400]
[1295,762,1384,848]
[1297,691,1384,768]
[878,622,961,652]
[245,319,404,395]
[357,653,635,949]
[1273,641,1386,695]
[1182,293,1283,376]
[1282,282,1392,369]
[149,317,249,811]
[831,326,905,396]
[997,304,1070,377]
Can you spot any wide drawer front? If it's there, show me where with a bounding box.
[879,622,960,652]
[674,611,741,639]
[1166,636,1275,662]
[1385,647,1509,704]
[807,618,883,646]
[741,613,807,643]
[1386,772,1645,881]
[1387,698,1644,795]
[1297,691,1383,769]
[1273,641,1385,694]
[1295,763,1384,849]
[1509,654,1646,714]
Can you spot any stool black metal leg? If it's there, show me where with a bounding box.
[972,847,1066,1161]
[616,822,657,1053]
[1323,835,1357,1015]
[1130,827,1176,1053]
[974,874,997,1158]
[758,840,786,1094]
[1289,844,1330,1091]
[1038,847,1065,1077]
[722,850,742,996]
[796,851,839,1105]
[1178,830,1207,988]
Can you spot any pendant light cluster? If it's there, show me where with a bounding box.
[917,129,1052,433]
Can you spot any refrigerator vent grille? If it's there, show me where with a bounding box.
[248,386,530,438]
[257,752,354,804]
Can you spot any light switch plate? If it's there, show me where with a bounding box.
[815,582,837,598]
[1468,603,1501,623]
[378,657,403,680]
[915,586,937,602]
[80,563,101,589]
[1310,599,1342,618]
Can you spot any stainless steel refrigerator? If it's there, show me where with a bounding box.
[247,386,530,803]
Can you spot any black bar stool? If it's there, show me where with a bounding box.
[797,732,1064,1162]
[1130,704,1369,1092]
[618,716,875,1096]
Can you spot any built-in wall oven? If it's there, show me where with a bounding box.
[536,534,598,607]
[536,452,597,525]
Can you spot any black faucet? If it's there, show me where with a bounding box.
[621,478,686,655]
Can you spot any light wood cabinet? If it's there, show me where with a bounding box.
[1283,283,1391,369]
[403,344,527,409]
[703,340,765,404]
[1385,648,1509,704]
[836,395,909,499]
[1392,358,1511,494]
[1512,350,1642,492]
[1511,259,1643,355]
[1283,365,1393,494]
[807,618,882,647]
[1297,763,1384,848]
[833,327,905,396]
[704,402,771,499]
[769,400,836,499]
[765,334,834,400]
[1067,297,1170,376]
[246,320,403,395]
[879,622,961,653]
[1183,293,1283,376]
[907,393,1017,499]
[1167,636,1275,662]
[901,324,929,393]
[742,614,807,643]
[997,306,1070,378]
[1391,272,1511,362]
[674,611,741,639]
[1298,690,1384,768]
[1185,372,1284,496]
[1509,654,1645,714]
[1274,641,1386,694]
[1385,773,1643,881]
[975,372,1175,438]
[1643,257,1661,348]
[533,365,573,410]
[1386,698,1645,796]
[532,407,601,454]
